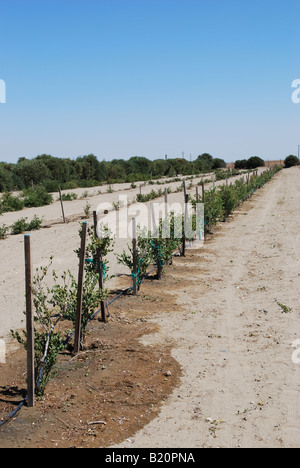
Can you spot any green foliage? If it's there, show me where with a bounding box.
[23,185,53,207]
[0,192,24,213]
[0,154,227,193]
[202,188,224,232]
[11,259,66,396]
[10,224,114,394]
[13,158,51,187]
[246,156,265,169]
[117,227,154,291]
[0,164,14,192]
[235,157,265,170]
[136,189,163,203]
[54,268,107,335]
[284,155,299,168]
[220,185,238,219]
[152,216,182,273]
[83,201,91,218]
[76,223,114,280]
[195,153,214,172]
[194,166,282,233]
[117,214,182,288]
[61,192,78,201]
[11,215,43,235]
[234,159,248,170]
[0,225,9,239]
[11,218,28,235]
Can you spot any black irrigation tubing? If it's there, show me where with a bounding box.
[0,397,27,428]
[0,169,279,429]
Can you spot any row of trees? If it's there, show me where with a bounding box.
[0,152,272,193]
[235,155,300,170]
[234,156,265,170]
[0,154,226,192]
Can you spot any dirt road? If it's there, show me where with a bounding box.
[115,167,300,448]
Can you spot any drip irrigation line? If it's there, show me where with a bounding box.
[0,397,27,428]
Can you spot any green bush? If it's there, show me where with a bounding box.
[136,189,163,203]
[11,218,28,235]
[220,185,238,219]
[246,157,265,169]
[27,215,43,231]
[284,155,299,168]
[61,192,77,201]
[43,179,60,193]
[23,186,53,207]
[117,227,154,291]
[11,215,43,235]
[0,225,9,239]
[0,193,24,213]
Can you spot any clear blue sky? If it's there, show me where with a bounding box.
[0,0,299,163]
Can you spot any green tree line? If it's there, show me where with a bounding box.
[0,152,269,193]
[0,153,227,192]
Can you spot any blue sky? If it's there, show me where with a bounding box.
[0,0,299,163]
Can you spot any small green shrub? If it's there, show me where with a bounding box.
[136,189,163,203]
[80,191,89,199]
[27,215,43,231]
[11,259,66,396]
[117,230,154,292]
[11,218,28,235]
[84,201,91,218]
[11,215,43,235]
[23,185,53,207]
[61,192,78,201]
[0,193,24,213]
[0,225,9,239]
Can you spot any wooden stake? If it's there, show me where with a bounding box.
[58,187,66,224]
[132,218,138,296]
[183,180,187,199]
[202,180,205,204]
[74,222,87,354]
[24,234,35,407]
[93,212,107,322]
